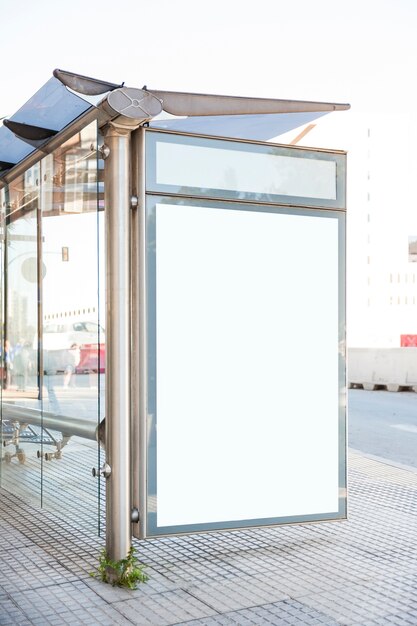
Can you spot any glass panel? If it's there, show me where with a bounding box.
[146,131,346,208]
[11,77,91,131]
[1,166,41,502]
[40,121,104,529]
[150,111,327,142]
[0,122,104,534]
[0,187,5,471]
[0,126,34,169]
[145,197,346,536]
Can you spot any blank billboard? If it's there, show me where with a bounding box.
[144,199,346,535]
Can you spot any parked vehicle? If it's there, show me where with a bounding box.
[41,321,105,374]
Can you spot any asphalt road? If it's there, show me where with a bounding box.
[348,388,417,469]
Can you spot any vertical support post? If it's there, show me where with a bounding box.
[2,190,9,391]
[131,127,147,539]
[36,169,44,497]
[102,121,132,562]
[37,188,43,403]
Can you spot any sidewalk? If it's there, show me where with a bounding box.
[1,450,417,625]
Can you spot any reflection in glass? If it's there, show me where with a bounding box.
[40,122,104,527]
[6,168,39,391]
[1,166,41,498]
[146,131,345,208]
[156,142,336,199]
[0,122,104,532]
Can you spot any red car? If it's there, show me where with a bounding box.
[76,343,105,374]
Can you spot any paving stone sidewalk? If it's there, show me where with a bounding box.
[1,450,417,625]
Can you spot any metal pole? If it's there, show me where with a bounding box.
[102,121,132,563]
[131,127,147,539]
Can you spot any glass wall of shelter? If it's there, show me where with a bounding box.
[0,121,105,531]
[0,116,346,538]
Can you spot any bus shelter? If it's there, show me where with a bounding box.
[0,70,348,562]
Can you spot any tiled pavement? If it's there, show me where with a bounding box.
[1,450,417,625]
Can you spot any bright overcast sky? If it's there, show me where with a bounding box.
[1,0,417,345]
[1,0,416,117]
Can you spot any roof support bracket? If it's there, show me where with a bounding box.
[3,119,58,147]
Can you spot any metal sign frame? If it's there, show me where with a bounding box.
[134,128,347,539]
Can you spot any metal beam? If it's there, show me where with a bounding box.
[148,89,351,117]
[131,126,147,539]
[53,68,122,96]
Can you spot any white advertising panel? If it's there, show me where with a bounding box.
[146,199,345,533]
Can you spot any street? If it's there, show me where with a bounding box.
[348,388,417,469]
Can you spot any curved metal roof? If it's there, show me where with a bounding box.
[0,69,350,186]
[0,76,97,179]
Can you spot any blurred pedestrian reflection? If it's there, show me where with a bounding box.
[63,343,81,388]
[13,341,31,392]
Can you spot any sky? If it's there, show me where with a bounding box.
[2,0,417,345]
[1,0,416,156]
[1,0,416,118]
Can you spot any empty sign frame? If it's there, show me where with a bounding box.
[138,130,346,537]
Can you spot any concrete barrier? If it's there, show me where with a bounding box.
[348,348,417,391]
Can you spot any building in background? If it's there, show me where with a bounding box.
[286,112,417,349]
